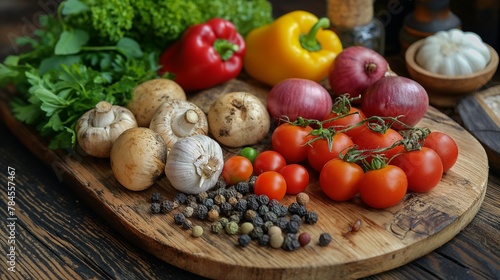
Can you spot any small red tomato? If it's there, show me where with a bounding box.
[423,131,459,172]
[253,150,287,175]
[351,126,404,162]
[358,165,408,209]
[323,107,366,138]
[279,164,310,195]
[319,158,364,201]
[390,147,443,193]
[253,171,287,201]
[222,156,253,185]
[271,123,313,163]
[307,132,354,172]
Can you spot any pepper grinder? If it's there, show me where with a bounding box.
[327,0,385,55]
[400,0,461,51]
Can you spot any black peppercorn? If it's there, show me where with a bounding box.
[319,233,332,246]
[235,181,250,194]
[224,187,238,200]
[249,226,264,240]
[161,200,175,213]
[290,214,302,225]
[202,198,214,208]
[195,204,209,220]
[304,211,318,225]
[252,216,265,229]
[286,220,300,234]
[246,196,260,211]
[174,213,186,224]
[268,199,280,208]
[257,194,270,206]
[151,202,161,214]
[296,205,308,217]
[235,199,248,212]
[269,204,281,216]
[263,211,278,223]
[257,204,269,216]
[216,179,227,189]
[174,192,187,205]
[275,217,289,231]
[238,234,252,247]
[288,202,301,215]
[248,175,257,188]
[182,219,193,230]
[211,204,220,213]
[150,192,162,203]
[282,233,301,251]
[220,202,233,216]
[258,234,270,246]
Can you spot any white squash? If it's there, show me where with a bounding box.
[416,29,491,76]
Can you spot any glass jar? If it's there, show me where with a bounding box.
[327,0,386,55]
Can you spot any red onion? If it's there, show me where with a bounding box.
[267,78,332,122]
[328,46,389,101]
[361,76,429,130]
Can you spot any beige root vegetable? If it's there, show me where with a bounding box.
[127,78,186,127]
[110,127,167,191]
[150,99,208,149]
[208,91,270,147]
[76,101,137,158]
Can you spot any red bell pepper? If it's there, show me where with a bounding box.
[158,18,246,92]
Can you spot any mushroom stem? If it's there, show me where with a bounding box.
[172,109,200,138]
[91,101,115,127]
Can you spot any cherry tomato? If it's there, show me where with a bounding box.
[323,107,366,138]
[351,126,404,162]
[221,156,253,185]
[319,158,364,201]
[253,150,287,175]
[390,147,443,193]
[358,165,408,209]
[423,131,459,172]
[253,171,287,201]
[279,164,310,195]
[307,132,354,172]
[240,147,258,164]
[271,123,313,163]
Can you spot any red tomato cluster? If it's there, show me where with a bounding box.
[221,104,459,209]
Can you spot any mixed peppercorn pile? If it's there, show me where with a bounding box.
[149,176,334,250]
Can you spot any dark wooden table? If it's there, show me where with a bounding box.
[1,1,499,279]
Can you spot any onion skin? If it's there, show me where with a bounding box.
[361,76,429,130]
[267,78,333,123]
[328,46,389,101]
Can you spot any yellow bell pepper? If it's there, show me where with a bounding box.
[243,10,343,86]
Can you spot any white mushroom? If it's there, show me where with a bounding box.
[127,78,186,127]
[110,127,167,191]
[149,99,208,149]
[76,101,137,158]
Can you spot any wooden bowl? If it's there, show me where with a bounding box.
[405,39,499,107]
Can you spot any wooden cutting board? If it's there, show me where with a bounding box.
[0,79,489,280]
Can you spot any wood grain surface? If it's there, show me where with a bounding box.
[458,86,500,172]
[0,77,490,279]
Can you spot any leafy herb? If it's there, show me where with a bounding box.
[1,0,159,150]
[0,0,273,150]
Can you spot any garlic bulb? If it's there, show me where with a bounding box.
[165,135,224,194]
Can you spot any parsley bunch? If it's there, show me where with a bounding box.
[0,0,159,150]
